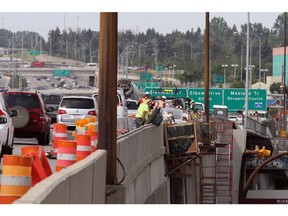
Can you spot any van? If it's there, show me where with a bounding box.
[92,88,128,118]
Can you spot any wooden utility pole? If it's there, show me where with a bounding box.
[98,13,118,184]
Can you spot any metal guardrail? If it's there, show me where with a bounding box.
[246,117,269,136]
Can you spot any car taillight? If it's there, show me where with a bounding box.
[202,111,205,116]
[57,109,67,114]
[88,110,96,116]
[0,109,5,116]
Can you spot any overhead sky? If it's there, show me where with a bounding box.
[0,1,283,40]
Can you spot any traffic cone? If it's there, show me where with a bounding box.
[56,140,77,172]
[21,146,52,186]
[75,134,92,161]
[50,123,68,158]
[85,130,98,152]
[0,155,32,204]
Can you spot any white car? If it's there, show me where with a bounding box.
[126,98,138,118]
[92,88,128,118]
[0,94,18,163]
[56,96,98,128]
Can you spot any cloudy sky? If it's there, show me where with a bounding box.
[0,1,283,39]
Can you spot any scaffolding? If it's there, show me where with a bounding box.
[199,121,233,204]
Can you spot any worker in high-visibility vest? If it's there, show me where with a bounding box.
[155,96,166,109]
[138,92,150,107]
[135,100,153,128]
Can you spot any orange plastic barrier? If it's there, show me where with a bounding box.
[21,146,52,186]
[55,140,77,172]
[85,130,98,152]
[0,155,32,204]
[50,123,68,158]
[75,134,92,161]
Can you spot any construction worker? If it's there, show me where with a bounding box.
[155,96,166,108]
[135,99,153,128]
[138,92,150,107]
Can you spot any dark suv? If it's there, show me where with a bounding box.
[41,92,62,123]
[3,91,51,145]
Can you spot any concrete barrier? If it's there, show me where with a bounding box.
[14,123,169,204]
[14,150,107,204]
[106,124,170,204]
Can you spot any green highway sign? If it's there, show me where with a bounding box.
[187,88,267,112]
[187,88,223,110]
[214,74,224,84]
[29,50,40,56]
[145,87,187,99]
[223,89,267,111]
[140,72,153,81]
[134,82,159,91]
[155,66,164,72]
[53,69,71,76]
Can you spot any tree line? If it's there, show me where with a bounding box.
[0,13,287,87]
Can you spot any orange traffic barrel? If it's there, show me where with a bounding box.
[55,140,77,172]
[75,134,91,161]
[21,146,52,186]
[50,123,68,158]
[85,130,98,152]
[0,155,32,204]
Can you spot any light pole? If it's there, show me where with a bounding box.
[249,33,262,88]
[231,63,239,82]
[245,65,254,88]
[240,44,244,82]
[153,37,165,73]
[222,64,228,87]
[172,65,176,80]
[234,31,261,87]
[260,68,268,83]
[89,37,97,63]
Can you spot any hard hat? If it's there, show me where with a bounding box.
[161,96,166,100]
[144,92,150,95]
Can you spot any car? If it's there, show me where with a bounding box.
[0,94,18,163]
[92,88,128,118]
[126,98,138,118]
[41,92,62,124]
[57,96,98,128]
[2,91,51,146]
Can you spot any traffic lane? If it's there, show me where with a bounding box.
[0,127,74,174]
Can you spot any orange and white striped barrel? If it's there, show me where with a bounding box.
[75,134,91,161]
[85,130,98,152]
[51,123,68,158]
[55,140,77,172]
[0,155,32,204]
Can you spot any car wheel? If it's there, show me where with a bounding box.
[45,130,50,146]
[38,132,49,146]
[11,105,30,129]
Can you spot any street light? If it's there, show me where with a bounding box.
[231,64,239,82]
[234,31,261,88]
[221,64,228,87]
[153,37,165,73]
[245,65,255,88]
[172,65,176,80]
[260,68,268,83]
[89,37,97,63]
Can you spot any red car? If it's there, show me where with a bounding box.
[3,91,51,145]
[31,61,45,67]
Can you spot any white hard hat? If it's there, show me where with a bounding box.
[161,96,166,100]
[144,92,150,95]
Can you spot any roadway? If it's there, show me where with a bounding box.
[0,125,74,174]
